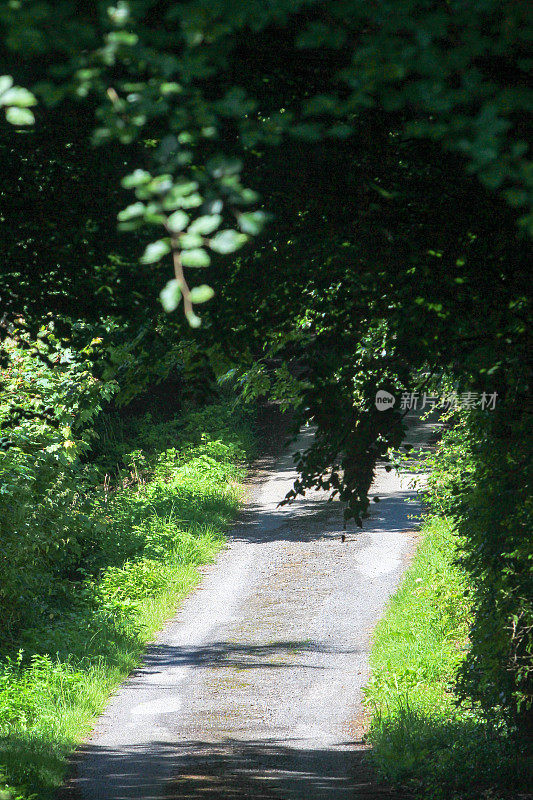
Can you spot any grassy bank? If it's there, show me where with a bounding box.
[0,400,255,800]
[364,515,531,800]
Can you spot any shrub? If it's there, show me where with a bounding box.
[422,405,532,734]
[365,517,531,799]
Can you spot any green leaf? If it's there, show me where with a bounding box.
[239,188,260,205]
[169,180,198,196]
[106,31,139,47]
[185,310,202,328]
[141,239,171,264]
[178,193,203,209]
[160,82,183,95]
[0,87,37,108]
[5,107,35,125]
[209,229,248,254]
[162,182,200,210]
[188,214,222,235]
[181,248,211,268]
[121,169,151,189]
[143,207,167,225]
[107,2,130,25]
[190,284,215,304]
[147,174,173,195]
[159,279,182,312]
[178,233,203,249]
[117,202,145,221]
[0,76,14,97]
[118,220,142,232]
[237,211,269,235]
[166,210,189,233]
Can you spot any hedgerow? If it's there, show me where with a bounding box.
[0,337,255,798]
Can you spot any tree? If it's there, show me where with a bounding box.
[0,0,531,726]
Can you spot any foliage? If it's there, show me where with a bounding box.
[0,0,531,753]
[0,0,530,523]
[0,75,36,126]
[1,0,531,329]
[0,336,116,638]
[0,381,254,799]
[365,516,531,799]
[420,407,533,731]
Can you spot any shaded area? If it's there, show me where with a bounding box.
[367,710,532,800]
[228,487,420,544]
[130,640,357,678]
[224,419,429,545]
[66,738,413,800]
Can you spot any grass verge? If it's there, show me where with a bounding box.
[364,515,531,800]
[0,400,255,800]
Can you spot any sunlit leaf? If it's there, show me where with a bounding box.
[117,202,145,221]
[178,232,203,248]
[121,169,151,189]
[141,239,171,264]
[237,211,269,235]
[209,229,248,254]
[0,76,14,97]
[167,210,190,233]
[159,279,182,312]
[5,107,35,125]
[0,87,37,108]
[188,214,222,235]
[181,248,211,267]
[190,284,215,304]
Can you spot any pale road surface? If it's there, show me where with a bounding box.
[69,419,434,800]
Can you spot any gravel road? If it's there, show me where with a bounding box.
[69,419,431,800]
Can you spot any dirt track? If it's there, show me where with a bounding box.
[68,420,428,799]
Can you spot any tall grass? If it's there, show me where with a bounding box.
[364,516,531,799]
[0,401,254,800]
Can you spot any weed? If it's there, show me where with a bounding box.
[0,399,254,799]
[365,516,532,799]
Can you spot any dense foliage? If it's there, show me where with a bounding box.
[422,408,532,732]
[366,515,531,799]
[0,352,255,796]
[0,0,531,774]
[1,0,530,518]
[0,332,252,642]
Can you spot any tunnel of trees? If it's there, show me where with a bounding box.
[0,1,531,795]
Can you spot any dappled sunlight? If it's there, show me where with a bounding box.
[126,640,360,680]
[69,737,408,800]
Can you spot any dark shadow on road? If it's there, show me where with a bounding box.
[66,738,414,800]
[228,487,420,544]
[126,640,360,683]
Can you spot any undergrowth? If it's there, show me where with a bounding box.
[364,515,532,799]
[0,398,255,800]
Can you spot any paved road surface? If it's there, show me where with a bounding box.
[69,420,431,800]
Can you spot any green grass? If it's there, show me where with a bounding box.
[364,516,531,800]
[0,401,254,800]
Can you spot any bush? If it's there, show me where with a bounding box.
[0,376,254,798]
[0,339,115,639]
[422,406,533,732]
[365,517,531,799]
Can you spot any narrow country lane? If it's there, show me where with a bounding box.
[66,421,430,800]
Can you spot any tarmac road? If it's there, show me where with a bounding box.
[69,420,431,800]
